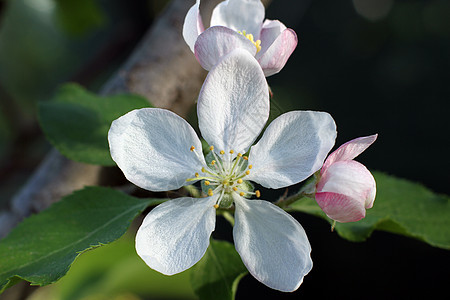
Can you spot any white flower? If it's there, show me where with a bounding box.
[183,0,298,76]
[108,49,337,292]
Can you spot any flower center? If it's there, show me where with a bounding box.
[187,146,260,209]
[238,30,262,53]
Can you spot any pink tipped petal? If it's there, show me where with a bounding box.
[194,26,257,71]
[315,192,366,223]
[197,48,269,155]
[257,28,298,77]
[316,160,376,222]
[182,0,204,52]
[210,0,265,39]
[136,196,217,275]
[318,160,375,198]
[233,196,312,292]
[256,19,287,59]
[323,134,378,171]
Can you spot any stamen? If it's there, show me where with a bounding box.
[195,172,199,177]
[190,146,195,152]
[208,188,214,196]
[243,156,248,160]
[245,170,250,175]
[255,190,261,198]
[210,148,226,174]
[237,153,242,157]
[248,165,253,169]
[220,150,225,155]
[229,150,234,154]
[214,204,219,209]
[205,181,210,186]
[237,179,243,184]
[239,192,245,197]
[211,160,216,165]
[233,187,238,191]
[210,146,214,151]
[238,30,262,53]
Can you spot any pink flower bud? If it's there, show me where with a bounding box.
[315,134,377,223]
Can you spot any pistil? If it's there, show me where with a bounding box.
[186,145,261,208]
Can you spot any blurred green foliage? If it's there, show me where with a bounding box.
[291,171,450,249]
[27,232,196,300]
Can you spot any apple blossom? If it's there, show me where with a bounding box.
[108,49,337,292]
[315,135,378,223]
[182,0,298,76]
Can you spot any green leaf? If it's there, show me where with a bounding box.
[31,233,196,300]
[54,0,106,36]
[38,83,151,166]
[190,239,247,300]
[290,172,450,249]
[0,186,164,293]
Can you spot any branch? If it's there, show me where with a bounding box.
[0,0,206,238]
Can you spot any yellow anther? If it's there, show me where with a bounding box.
[233,187,238,191]
[245,170,250,175]
[237,179,243,184]
[237,153,242,157]
[210,145,214,151]
[239,192,245,197]
[190,146,195,152]
[254,40,262,53]
[243,156,248,160]
[208,188,214,196]
[222,179,229,185]
[201,167,206,173]
[220,150,225,155]
[248,165,253,169]
[255,190,261,198]
[205,181,210,186]
[239,30,262,53]
[214,204,219,209]
[229,150,234,154]
[195,172,199,177]
[211,160,216,165]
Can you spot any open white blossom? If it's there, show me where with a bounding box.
[183,0,298,76]
[108,49,337,292]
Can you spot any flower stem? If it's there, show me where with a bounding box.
[276,177,317,209]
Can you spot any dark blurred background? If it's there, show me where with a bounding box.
[0,0,449,299]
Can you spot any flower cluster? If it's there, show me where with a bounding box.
[108,0,377,294]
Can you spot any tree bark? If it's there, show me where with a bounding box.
[0,0,273,238]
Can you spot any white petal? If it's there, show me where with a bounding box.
[257,28,298,77]
[182,0,204,52]
[246,111,337,189]
[136,196,217,275]
[197,48,269,155]
[233,196,312,292]
[194,26,257,71]
[210,0,265,39]
[108,108,205,192]
[256,19,287,59]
